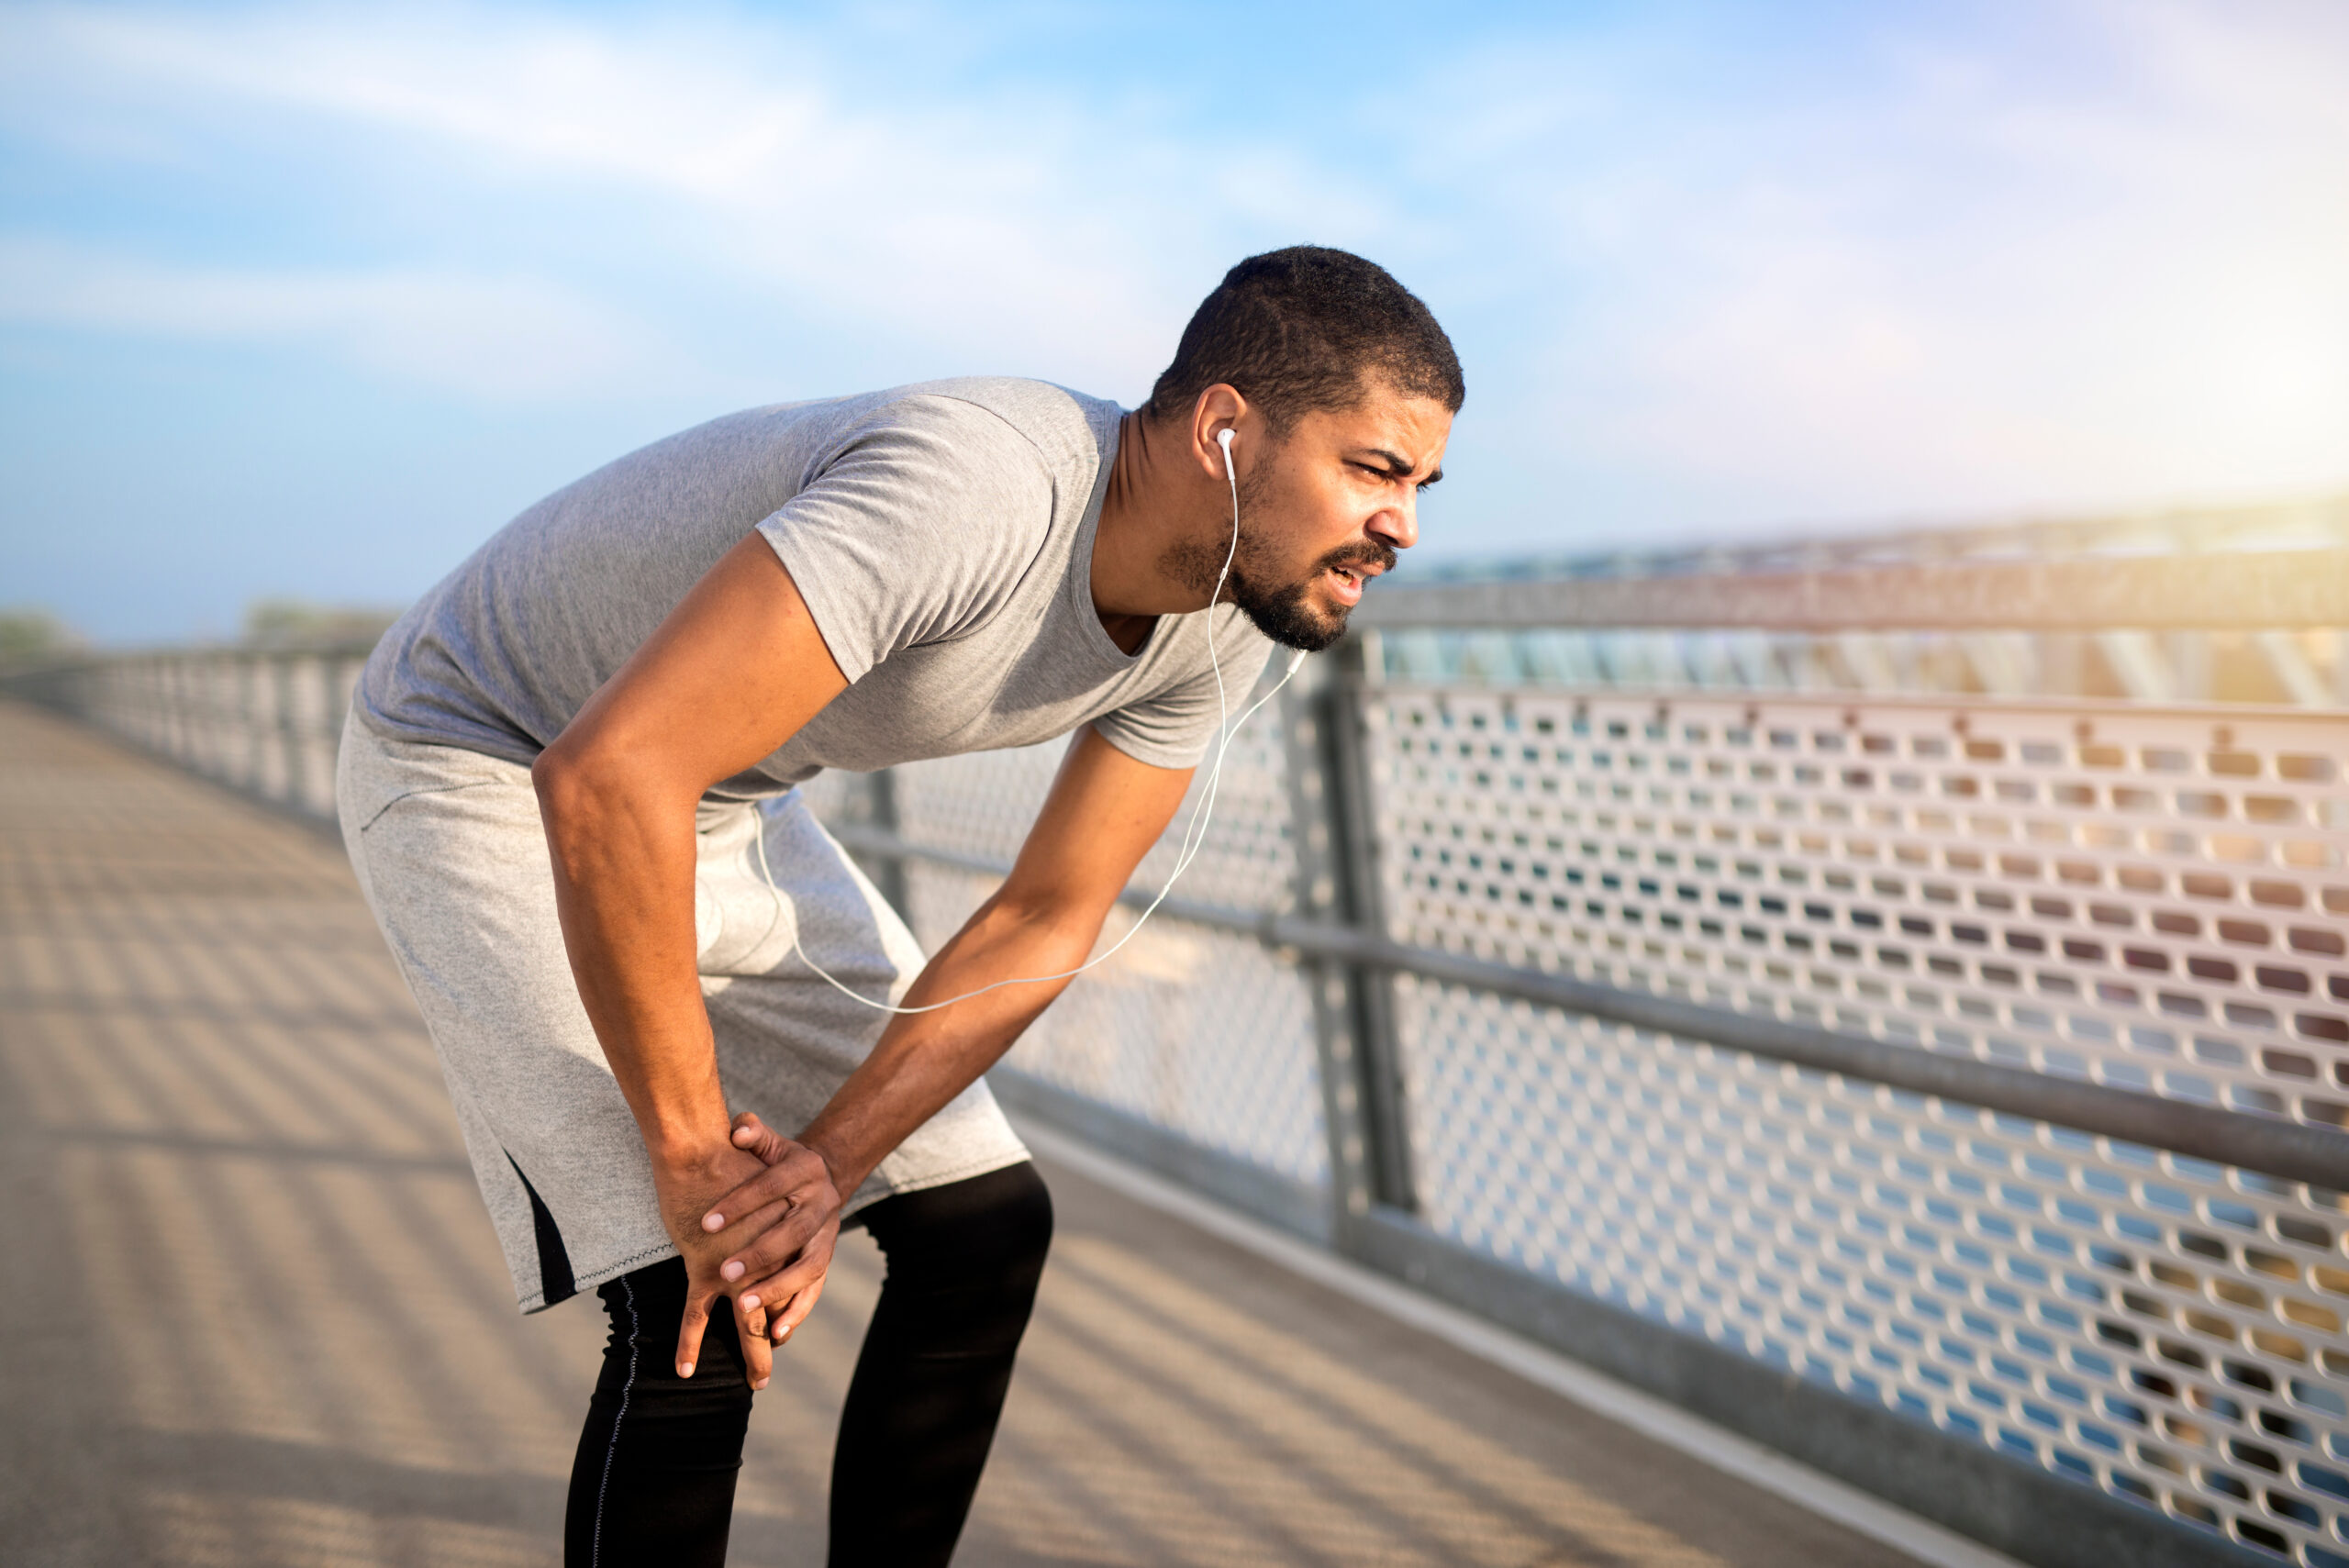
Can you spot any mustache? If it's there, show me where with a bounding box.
[1315,540,1397,579]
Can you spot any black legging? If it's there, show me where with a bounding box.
[562,1161,1053,1567]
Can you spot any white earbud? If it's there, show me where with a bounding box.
[763,410,1306,1014]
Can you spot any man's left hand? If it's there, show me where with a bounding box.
[702,1111,842,1346]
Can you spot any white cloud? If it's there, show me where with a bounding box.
[0,5,1377,398]
[21,6,830,195]
[0,236,692,399]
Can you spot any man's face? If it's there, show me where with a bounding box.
[1208,389,1452,652]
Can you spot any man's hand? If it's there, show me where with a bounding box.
[651,1139,798,1388]
[707,1111,843,1347]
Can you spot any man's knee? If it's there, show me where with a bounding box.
[864,1161,1054,1284]
[974,1160,1055,1266]
[594,1258,756,1424]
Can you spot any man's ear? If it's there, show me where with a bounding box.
[1188,384,1249,480]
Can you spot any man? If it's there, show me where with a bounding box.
[338,245,1460,1566]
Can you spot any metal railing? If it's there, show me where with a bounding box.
[1386,496,2349,707]
[12,531,2346,1568]
[7,646,375,821]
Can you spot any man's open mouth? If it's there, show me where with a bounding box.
[1324,562,1376,606]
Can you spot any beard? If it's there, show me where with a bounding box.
[1226,539,1394,652]
[1162,469,1398,653]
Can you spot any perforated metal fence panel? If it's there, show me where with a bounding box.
[1363,687,2349,1563]
[1360,689,2349,1137]
[1397,983,2349,1562]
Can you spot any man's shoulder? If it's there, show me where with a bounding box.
[861,377,1114,470]
[597,378,1119,499]
[667,376,1119,444]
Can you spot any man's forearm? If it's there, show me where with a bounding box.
[534,758,734,1170]
[796,891,1109,1192]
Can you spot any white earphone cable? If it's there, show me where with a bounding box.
[759,429,1306,1015]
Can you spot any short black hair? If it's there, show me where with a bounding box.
[1145,246,1464,435]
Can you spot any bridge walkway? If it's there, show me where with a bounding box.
[0,699,1932,1568]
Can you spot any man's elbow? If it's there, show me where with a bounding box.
[532,730,698,842]
[530,738,581,812]
[990,877,1117,940]
[531,734,625,834]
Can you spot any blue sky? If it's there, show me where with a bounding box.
[3,0,2345,641]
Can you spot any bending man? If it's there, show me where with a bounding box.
[338,245,1461,1565]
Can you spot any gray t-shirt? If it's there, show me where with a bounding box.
[357,377,1272,798]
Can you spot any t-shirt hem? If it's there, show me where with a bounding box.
[1089,722,1213,773]
[349,702,545,773]
[753,525,873,685]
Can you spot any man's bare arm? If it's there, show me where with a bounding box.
[530,531,849,1386]
[704,723,1196,1333]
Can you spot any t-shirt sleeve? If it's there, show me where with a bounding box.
[754,396,1053,684]
[1091,615,1277,771]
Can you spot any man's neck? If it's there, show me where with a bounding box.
[1092,411,1212,655]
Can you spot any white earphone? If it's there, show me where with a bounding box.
[758,421,1308,1014]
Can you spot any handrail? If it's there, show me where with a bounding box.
[825,820,2349,1191]
[1353,546,2349,631]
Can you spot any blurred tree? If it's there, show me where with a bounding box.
[242,597,402,649]
[0,607,83,669]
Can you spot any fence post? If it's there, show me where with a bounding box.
[275,653,301,811]
[1282,635,1417,1240]
[863,768,911,917]
[1279,662,1375,1232]
[250,654,270,795]
[328,655,357,772]
[162,656,184,765]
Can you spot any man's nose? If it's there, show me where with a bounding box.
[1374,495,1419,552]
